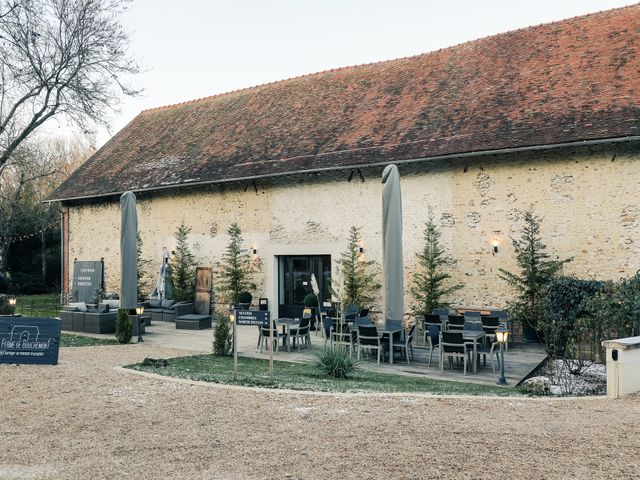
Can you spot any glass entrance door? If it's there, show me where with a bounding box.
[278,255,331,318]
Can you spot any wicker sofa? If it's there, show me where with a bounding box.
[59,302,116,333]
[141,299,193,323]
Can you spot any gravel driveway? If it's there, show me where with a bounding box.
[1,345,638,479]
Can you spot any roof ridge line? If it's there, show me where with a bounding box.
[140,3,639,115]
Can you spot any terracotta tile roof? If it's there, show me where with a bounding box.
[50,5,640,201]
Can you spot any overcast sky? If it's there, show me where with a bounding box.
[51,0,635,147]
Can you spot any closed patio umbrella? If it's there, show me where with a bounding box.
[119,191,138,310]
[381,164,404,323]
[156,247,173,301]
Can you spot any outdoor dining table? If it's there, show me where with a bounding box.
[381,321,403,365]
[461,329,485,373]
[274,318,300,353]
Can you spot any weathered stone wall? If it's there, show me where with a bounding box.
[65,144,640,314]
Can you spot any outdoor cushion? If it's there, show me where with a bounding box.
[102,299,120,309]
[149,297,161,308]
[161,299,175,309]
[68,302,88,312]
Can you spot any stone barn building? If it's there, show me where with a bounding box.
[50,6,640,319]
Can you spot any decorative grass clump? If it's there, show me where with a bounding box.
[314,347,358,379]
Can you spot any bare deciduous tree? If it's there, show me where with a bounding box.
[0,136,94,275]
[0,0,139,172]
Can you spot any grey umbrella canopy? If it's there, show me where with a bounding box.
[156,247,173,301]
[119,191,138,310]
[382,164,404,322]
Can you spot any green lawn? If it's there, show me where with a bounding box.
[127,354,522,396]
[61,333,119,347]
[15,293,60,318]
[12,295,120,346]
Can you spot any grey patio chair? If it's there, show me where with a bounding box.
[464,321,487,366]
[322,316,334,346]
[474,342,499,374]
[290,315,312,350]
[492,310,509,320]
[345,304,360,315]
[492,310,511,350]
[343,304,359,322]
[464,311,482,325]
[356,325,388,364]
[447,314,465,331]
[423,314,442,345]
[393,323,415,365]
[354,316,373,327]
[259,321,287,354]
[426,324,440,367]
[440,331,471,375]
[432,308,450,317]
[331,318,353,354]
[481,316,500,346]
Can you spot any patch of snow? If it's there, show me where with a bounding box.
[294,407,313,415]
[539,359,606,396]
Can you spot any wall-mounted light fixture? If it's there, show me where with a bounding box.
[252,248,257,255]
[358,246,364,254]
[491,231,502,255]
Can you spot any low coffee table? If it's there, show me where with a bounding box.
[176,314,212,330]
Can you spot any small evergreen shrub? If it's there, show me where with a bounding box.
[171,222,197,302]
[410,209,462,315]
[213,316,232,356]
[217,223,254,307]
[499,209,570,339]
[332,226,380,308]
[542,277,602,358]
[303,293,318,308]
[314,347,357,379]
[238,291,252,306]
[115,309,132,344]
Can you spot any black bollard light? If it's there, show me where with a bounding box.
[496,326,509,385]
[135,306,144,342]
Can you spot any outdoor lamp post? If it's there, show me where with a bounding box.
[496,326,509,385]
[135,306,144,343]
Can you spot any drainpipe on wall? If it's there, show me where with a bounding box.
[61,206,69,298]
